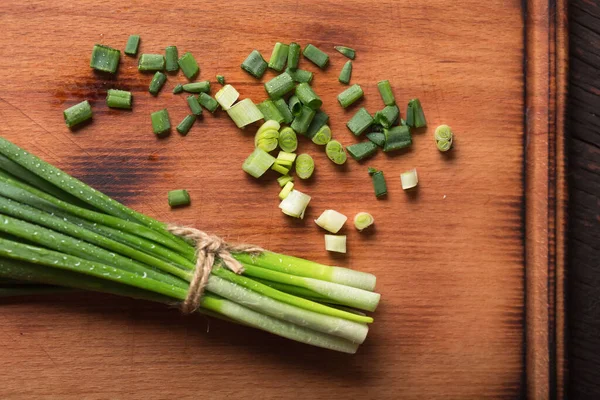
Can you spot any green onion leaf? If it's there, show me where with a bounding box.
[178,52,200,80]
[215,84,239,110]
[182,81,210,93]
[198,92,219,113]
[268,42,289,72]
[324,235,346,253]
[148,71,167,96]
[285,67,314,84]
[315,210,347,233]
[312,125,332,145]
[338,61,352,84]
[406,98,427,128]
[369,168,387,198]
[168,189,191,207]
[186,95,203,116]
[138,54,165,71]
[278,181,295,200]
[337,84,363,108]
[257,100,284,124]
[165,46,179,72]
[354,212,374,231]
[400,168,418,190]
[288,96,302,116]
[295,83,322,110]
[124,35,140,56]
[106,89,132,110]
[176,114,196,136]
[290,106,316,135]
[346,141,378,161]
[279,189,311,218]
[305,110,329,139]
[383,126,412,152]
[242,148,276,178]
[326,140,347,165]
[287,42,301,70]
[278,127,298,152]
[434,124,453,152]
[303,44,329,69]
[346,107,373,136]
[374,105,399,128]
[264,72,295,99]
[377,80,395,106]
[90,44,120,74]
[241,50,268,79]
[334,46,356,60]
[63,101,92,128]
[151,109,171,136]
[173,84,184,94]
[273,98,294,124]
[295,154,315,179]
[366,131,386,147]
[217,75,225,85]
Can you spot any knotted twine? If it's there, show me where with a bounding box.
[167,225,263,314]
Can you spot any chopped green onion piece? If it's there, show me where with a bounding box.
[295,154,314,179]
[176,114,196,136]
[334,46,356,60]
[271,163,290,175]
[257,100,284,124]
[346,107,373,136]
[268,42,289,71]
[366,131,386,147]
[337,84,363,108]
[173,84,184,94]
[400,118,408,126]
[165,46,179,72]
[217,75,225,85]
[285,67,314,83]
[168,189,190,207]
[338,61,352,85]
[377,80,395,106]
[264,72,295,99]
[383,126,412,152]
[287,42,301,70]
[258,120,281,134]
[228,99,263,128]
[186,95,203,116]
[90,44,120,74]
[312,125,332,145]
[277,174,294,187]
[215,84,239,110]
[303,44,329,69]
[325,140,347,165]
[63,101,92,128]
[406,98,427,128]
[400,168,419,190]
[290,106,316,135]
[242,148,276,178]
[198,92,219,113]
[138,54,165,71]
[278,181,295,200]
[241,50,268,79]
[151,109,171,136]
[279,189,311,218]
[254,125,279,152]
[273,98,293,124]
[288,96,302,116]
[315,210,347,234]
[346,141,378,161]
[182,81,210,93]
[276,151,297,166]
[374,105,400,128]
[324,235,346,253]
[434,124,454,151]
[354,212,374,231]
[278,127,298,152]
[178,52,199,80]
[305,110,329,139]
[369,168,387,198]
[295,83,322,110]
[371,124,385,132]
[106,89,132,109]
[124,35,140,56]
[148,71,167,96]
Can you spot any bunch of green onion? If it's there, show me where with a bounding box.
[0,137,379,353]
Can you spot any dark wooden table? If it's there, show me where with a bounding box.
[568,1,600,398]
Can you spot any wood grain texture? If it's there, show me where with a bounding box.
[0,0,565,398]
[568,0,600,398]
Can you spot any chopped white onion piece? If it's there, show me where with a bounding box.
[215,84,240,110]
[314,209,347,233]
[400,168,418,190]
[325,235,347,253]
[279,189,311,219]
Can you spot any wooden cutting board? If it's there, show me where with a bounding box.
[0,0,567,398]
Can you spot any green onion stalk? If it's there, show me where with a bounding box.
[0,137,380,353]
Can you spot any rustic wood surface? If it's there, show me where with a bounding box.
[0,0,565,398]
[568,1,600,399]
